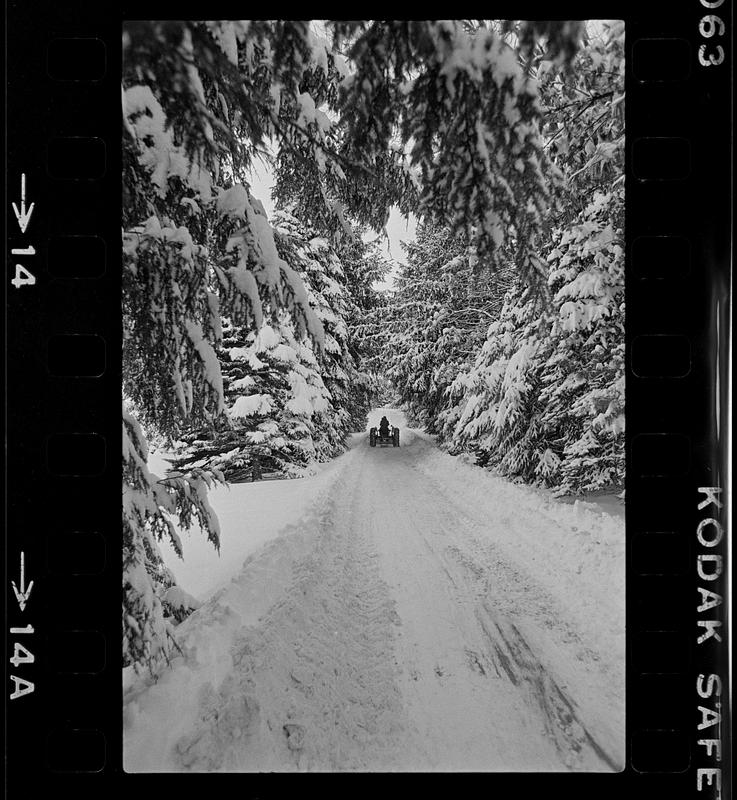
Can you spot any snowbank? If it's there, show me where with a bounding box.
[409,432,625,675]
[148,446,355,602]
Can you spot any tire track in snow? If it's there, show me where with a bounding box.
[173,462,410,771]
[395,441,623,767]
[426,464,621,770]
[359,436,621,771]
[359,443,562,769]
[474,610,621,771]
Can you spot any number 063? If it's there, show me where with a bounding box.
[698,0,726,67]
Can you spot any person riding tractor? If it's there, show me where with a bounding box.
[379,415,390,437]
[370,416,400,447]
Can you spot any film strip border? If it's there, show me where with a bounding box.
[6,2,121,785]
[4,3,732,794]
[626,6,731,797]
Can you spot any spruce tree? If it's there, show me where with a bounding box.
[384,224,514,432]
[442,21,625,495]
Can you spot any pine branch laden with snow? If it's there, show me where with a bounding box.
[540,183,625,495]
[382,223,515,435]
[537,20,625,200]
[273,211,361,454]
[333,233,393,429]
[122,20,329,671]
[335,20,569,288]
[397,23,624,494]
[272,20,586,278]
[169,210,372,485]
[442,283,551,480]
[422,22,625,496]
[444,178,625,495]
[123,405,221,672]
[171,315,330,482]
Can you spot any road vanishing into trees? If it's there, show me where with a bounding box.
[124,409,625,773]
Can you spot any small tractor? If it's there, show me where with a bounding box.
[369,423,400,447]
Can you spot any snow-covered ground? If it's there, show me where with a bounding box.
[147,449,349,602]
[125,409,625,772]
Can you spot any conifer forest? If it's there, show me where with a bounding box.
[123,20,626,772]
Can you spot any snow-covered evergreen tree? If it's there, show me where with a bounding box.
[441,282,550,477]
[331,20,574,285]
[170,316,331,481]
[122,405,220,667]
[172,209,370,479]
[443,21,625,495]
[272,211,359,456]
[533,20,626,493]
[123,22,325,671]
[537,186,625,494]
[337,234,393,430]
[383,224,514,431]
[171,213,387,482]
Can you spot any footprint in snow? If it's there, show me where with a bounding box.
[283,723,306,751]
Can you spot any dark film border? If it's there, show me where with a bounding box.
[4,2,731,796]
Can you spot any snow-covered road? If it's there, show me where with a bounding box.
[125,409,624,772]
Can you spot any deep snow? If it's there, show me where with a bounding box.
[148,448,348,602]
[125,409,624,772]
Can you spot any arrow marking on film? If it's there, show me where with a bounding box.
[11,552,34,611]
[12,174,35,234]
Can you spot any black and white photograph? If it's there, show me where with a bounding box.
[122,19,626,772]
